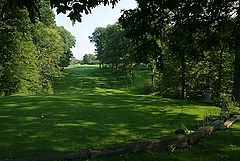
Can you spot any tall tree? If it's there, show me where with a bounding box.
[0,6,40,95]
[90,24,137,83]
[119,0,240,102]
[1,0,72,95]
[83,53,97,65]
[32,22,64,93]
[56,26,76,68]
[89,27,107,68]
[6,0,240,102]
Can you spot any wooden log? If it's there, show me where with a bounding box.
[223,115,240,128]
[188,115,240,144]
[188,119,227,145]
[188,125,215,145]
[90,134,188,158]
[2,115,240,161]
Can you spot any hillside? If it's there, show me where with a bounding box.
[0,65,232,160]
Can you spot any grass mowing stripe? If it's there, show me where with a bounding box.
[0,65,220,159]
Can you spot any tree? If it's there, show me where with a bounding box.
[0,0,73,95]
[119,0,240,102]
[36,0,56,27]
[89,27,105,68]
[83,54,97,65]
[70,56,82,65]
[6,0,119,23]
[0,5,40,95]
[90,24,137,84]
[5,0,240,102]
[32,21,64,93]
[56,26,76,68]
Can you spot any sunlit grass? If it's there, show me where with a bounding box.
[0,65,222,159]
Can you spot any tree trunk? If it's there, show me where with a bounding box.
[150,61,156,87]
[216,49,223,98]
[180,54,186,99]
[151,70,155,87]
[233,51,240,103]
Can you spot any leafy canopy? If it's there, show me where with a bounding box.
[7,0,119,23]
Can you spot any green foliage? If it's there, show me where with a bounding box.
[83,53,97,65]
[7,0,119,23]
[154,49,235,101]
[32,21,65,93]
[36,0,56,27]
[0,0,73,95]
[6,0,240,103]
[90,24,137,85]
[89,27,105,66]
[3,1,240,160]
[0,65,220,159]
[217,94,240,119]
[0,7,41,96]
[136,82,156,95]
[56,26,76,68]
[118,0,240,103]
[70,56,82,65]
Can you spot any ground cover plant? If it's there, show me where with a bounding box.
[0,65,220,160]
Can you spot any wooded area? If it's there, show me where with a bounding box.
[89,1,240,106]
[1,0,240,160]
[2,0,240,104]
[0,0,75,96]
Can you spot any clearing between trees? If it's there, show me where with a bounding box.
[0,65,239,161]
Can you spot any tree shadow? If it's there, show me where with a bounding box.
[0,95,218,159]
[0,66,219,159]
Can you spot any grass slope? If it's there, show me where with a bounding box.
[0,65,221,159]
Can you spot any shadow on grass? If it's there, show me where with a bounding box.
[95,122,240,161]
[0,95,218,159]
[53,65,124,95]
[0,65,219,159]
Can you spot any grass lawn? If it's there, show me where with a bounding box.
[92,122,240,161]
[0,65,225,160]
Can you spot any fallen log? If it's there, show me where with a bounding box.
[188,119,224,144]
[2,115,240,161]
[90,134,188,158]
[223,115,240,128]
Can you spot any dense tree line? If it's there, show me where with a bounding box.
[117,0,240,104]
[90,24,137,84]
[5,0,240,105]
[89,1,240,104]
[82,53,97,65]
[0,0,75,96]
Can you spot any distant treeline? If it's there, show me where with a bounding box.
[90,17,238,105]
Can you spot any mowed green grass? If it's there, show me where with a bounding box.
[92,122,240,161]
[0,65,220,159]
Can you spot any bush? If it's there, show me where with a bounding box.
[217,94,240,118]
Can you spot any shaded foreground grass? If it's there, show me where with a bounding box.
[0,65,220,159]
[92,122,240,161]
